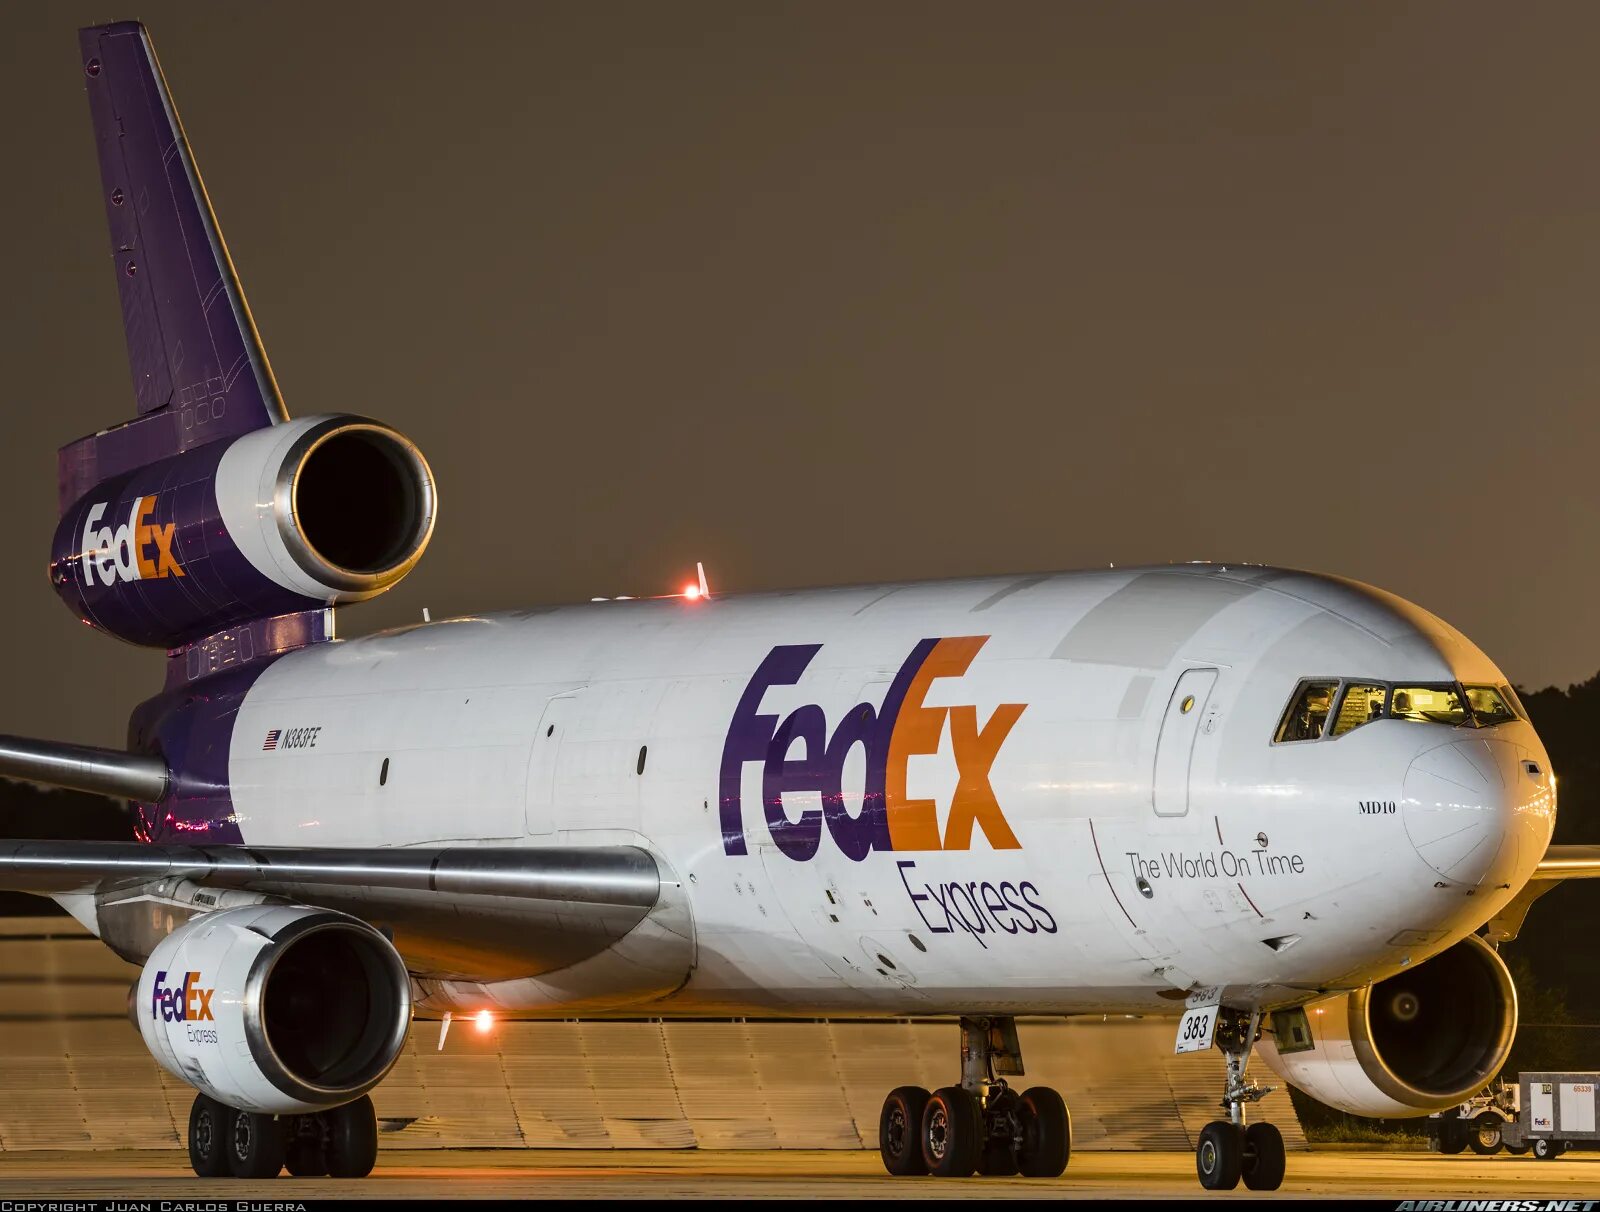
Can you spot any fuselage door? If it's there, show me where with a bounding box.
[1152,668,1218,817]
[526,693,579,836]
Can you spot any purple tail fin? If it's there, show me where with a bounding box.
[62,22,287,512]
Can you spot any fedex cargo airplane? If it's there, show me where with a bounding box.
[2,20,1595,1191]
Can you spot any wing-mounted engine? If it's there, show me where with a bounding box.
[51,415,435,648]
[1257,933,1517,1117]
[135,902,412,1114]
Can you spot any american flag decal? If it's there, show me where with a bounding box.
[262,729,281,751]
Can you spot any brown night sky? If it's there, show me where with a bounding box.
[2,2,1598,746]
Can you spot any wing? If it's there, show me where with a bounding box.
[0,733,691,998]
[1530,844,1600,879]
[1484,844,1600,943]
[0,838,687,992]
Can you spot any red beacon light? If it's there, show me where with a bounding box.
[683,561,711,602]
[474,1009,494,1034]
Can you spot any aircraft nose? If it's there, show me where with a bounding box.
[1402,736,1555,887]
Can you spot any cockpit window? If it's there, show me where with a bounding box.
[1274,677,1523,743]
[1331,683,1387,736]
[1390,684,1470,726]
[1499,684,1526,720]
[1464,684,1518,727]
[1275,680,1338,742]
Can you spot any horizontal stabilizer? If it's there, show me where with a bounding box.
[0,734,167,801]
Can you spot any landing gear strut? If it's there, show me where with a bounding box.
[1195,1007,1286,1191]
[877,1016,1070,1179]
[185,1092,378,1179]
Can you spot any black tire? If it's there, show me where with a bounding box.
[922,1086,982,1178]
[1196,1120,1244,1191]
[284,1118,329,1178]
[1242,1121,1286,1191]
[1437,1120,1467,1155]
[978,1134,1019,1176]
[1469,1112,1503,1156]
[879,1086,931,1176]
[226,1107,285,1179]
[1533,1136,1561,1160]
[325,1095,379,1179]
[1505,1143,1530,1156]
[1016,1086,1070,1178]
[187,1094,231,1178]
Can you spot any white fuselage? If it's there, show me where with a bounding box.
[222,565,1555,1018]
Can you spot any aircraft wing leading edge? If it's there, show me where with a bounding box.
[1482,844,1600,943]
[0,839,674,985]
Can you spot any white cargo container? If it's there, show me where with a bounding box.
[1502,1073,1600,1159]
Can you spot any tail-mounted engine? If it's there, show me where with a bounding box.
[135,902,412,1114]
[52,415,435,648]
[1256,933,1517,1117]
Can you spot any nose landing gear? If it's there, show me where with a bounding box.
[1195,1007,1286,1191]
[876,1016,1070,1179]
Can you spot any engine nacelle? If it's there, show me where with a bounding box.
[52,414,435,648]
[1257,933,1517,1117]
[135,903,412,1114]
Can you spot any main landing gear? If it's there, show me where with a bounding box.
[878,1016,1070,1179]
[1194,1007,1286,1192]
[187,1092,379,1179]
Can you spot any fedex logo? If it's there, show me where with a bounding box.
[151,969,214,1023]
[720,636,1026,862]
[79,496,185,587]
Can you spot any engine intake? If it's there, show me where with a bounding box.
[258,417,435,595]
[51,413,436,648]
[1257,933,1517,1117]
[136,903,412,1114]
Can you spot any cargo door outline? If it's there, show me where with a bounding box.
[1152,668,1218,817]
[526,693,579,835]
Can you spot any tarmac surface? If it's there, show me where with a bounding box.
[2,1147,1600,1200]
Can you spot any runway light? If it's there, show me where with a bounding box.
[475,1009,494,1034]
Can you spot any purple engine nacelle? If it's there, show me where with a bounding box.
[51,415,436,648]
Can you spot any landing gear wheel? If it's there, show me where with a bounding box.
[285,1117,329,1178]
[1533,1137,1565,1160]
[286,1138,328,1177]
[976,1085,1019,1175]
[921,1086,982,1178]
[1469,1112,1503,1156]
[226,1107,285,1179]
[1016,1086,1070,1178]
[324,1095,379,1179]
[879,1086,930,1176]
[187,1094,231,1178]
[1196,1120,1244,1191]
[1242,1122,1286,1191]
[978,1135,1019,1176]
[1437,1120,1467,1154]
